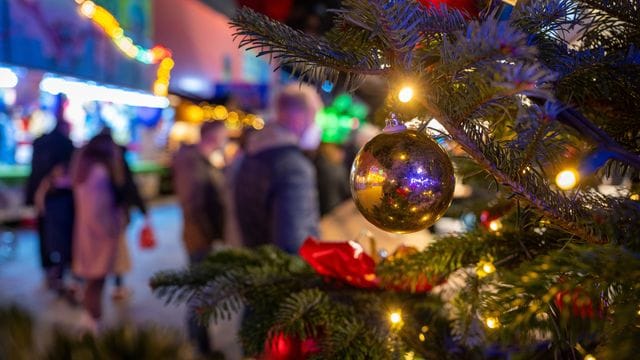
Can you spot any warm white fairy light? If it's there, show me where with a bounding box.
[555,168,578,190]
[398,86,414,103]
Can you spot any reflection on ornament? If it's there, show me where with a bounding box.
[555,168,578,190]
[351,126,455,233]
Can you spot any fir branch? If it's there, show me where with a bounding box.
[230,7,386,89]
[377,228,571,287]
[482,244,640,356]
[333,0,467,69]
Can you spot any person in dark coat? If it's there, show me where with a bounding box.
[25,97,75,290]
[234,84,322,254]
[315,142,351,216]
[172,121,227,356]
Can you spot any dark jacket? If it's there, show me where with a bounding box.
[315,148,351,216]
[234,124,319,254]
[172,144,224,254]
[118,146,147,216]
[25,130,75,205]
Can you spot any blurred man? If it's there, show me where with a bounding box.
[172,121,227,355]
[234,83,322,254]
[25,96,75,291]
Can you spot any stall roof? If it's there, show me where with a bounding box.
[154,0,271,100]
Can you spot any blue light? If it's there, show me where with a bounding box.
[321,80,334,93]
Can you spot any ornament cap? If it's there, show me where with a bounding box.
[383,113,407,133]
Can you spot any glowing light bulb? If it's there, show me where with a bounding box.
[488,219,502,232]
[584,355,596,360]
[0,68,18,88]
[555,169,578,190]
[482,263,496,274]
[389,311,402,325]
[485,317,500,329]
[630,193,640,201]
[418,333,425,342]
[398,86,414,103]
[80,1,96,17]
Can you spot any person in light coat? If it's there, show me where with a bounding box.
[71,133,130,331]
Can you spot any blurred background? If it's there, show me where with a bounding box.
[0,1,467,358]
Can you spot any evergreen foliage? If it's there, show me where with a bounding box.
[0,306,195,360]
[153,1,640,358]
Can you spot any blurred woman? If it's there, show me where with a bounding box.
[71,134,130,331]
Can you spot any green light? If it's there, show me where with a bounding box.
[316,93,369,144]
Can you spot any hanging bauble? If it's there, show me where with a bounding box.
[350,115,455,233]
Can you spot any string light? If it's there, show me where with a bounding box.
[389,311,402,325]
[584,355,596,360]
[488,219,502,232]
[398,86,414,103]
[39,75,169,108]
[418,333,426,342]
[75,0,173,96]
[178,102,264,130]
[476,259,496,278]
[555,168,578,190]
[485,316,500,329]
[630,193,640,201]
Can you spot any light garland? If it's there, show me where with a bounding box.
[75,0,173,96]
[180,102,265,130]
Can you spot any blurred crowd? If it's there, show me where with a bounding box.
[26,84,378,356]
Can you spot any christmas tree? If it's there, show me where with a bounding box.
[152,1,640,358]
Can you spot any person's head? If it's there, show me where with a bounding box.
[275,83,323,140]
[73,133,123,186]
[198,121,228,157]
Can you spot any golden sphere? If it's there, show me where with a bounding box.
[350,129,455,233]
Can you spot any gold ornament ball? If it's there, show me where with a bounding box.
[350,129,455,233]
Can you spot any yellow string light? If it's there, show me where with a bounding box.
[75,0,173,96]
[389,310,402,326]
[485,316,500,329]
[488,219,502,232]
[398,86,414,103]
[555,168,579,190]
[476,258,496,278]
[584,355,596,360]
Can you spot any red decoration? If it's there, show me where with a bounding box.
[139,223,156,249]
[300,237,378,289]
[261,332,320,360]
[418,0,479,16]
[238,0,293,22]
[299,238,437,293]
[553,288,596,319]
